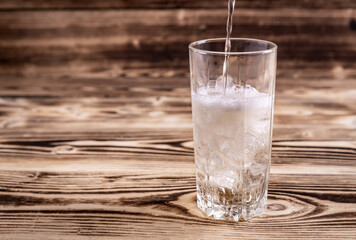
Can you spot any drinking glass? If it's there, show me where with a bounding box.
[189,38,277,221]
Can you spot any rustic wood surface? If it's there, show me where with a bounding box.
[0,0,356,239]
[1,0,356,9]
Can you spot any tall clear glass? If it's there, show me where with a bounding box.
[189,38,277,221]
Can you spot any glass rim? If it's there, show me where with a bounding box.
[189,38,277,56]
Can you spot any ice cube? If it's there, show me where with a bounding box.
[209,150,222,167]
[244,133,260,164]
[207,80,218,95]
[216,75,234,90]
[244,85,260,96]
[244,132,269,168]
[207,80,217,88]
[213,169,238,189]
[219,139,228,151]
[243,166,265,187]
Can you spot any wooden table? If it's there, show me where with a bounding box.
[0,1,355,239]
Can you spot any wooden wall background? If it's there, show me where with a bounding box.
[0,0,355,239]
[0,0,355,76]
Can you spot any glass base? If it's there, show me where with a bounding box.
[197,191,267,221]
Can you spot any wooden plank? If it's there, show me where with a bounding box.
[0,71,355,173]
[0,168,355,239]
[0,3,355,239]
[0,75,355,238]
[1,93,355,132]
[0,67,355,147]
[0,0,355,10]
[0,140,355,174]
[0,9,355,75]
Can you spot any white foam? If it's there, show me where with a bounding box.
[192,85,271,110]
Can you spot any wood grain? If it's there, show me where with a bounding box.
[0,67,355,239]
[0,0,355,10]
[0,0,356,239]
[0,9,355,77]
